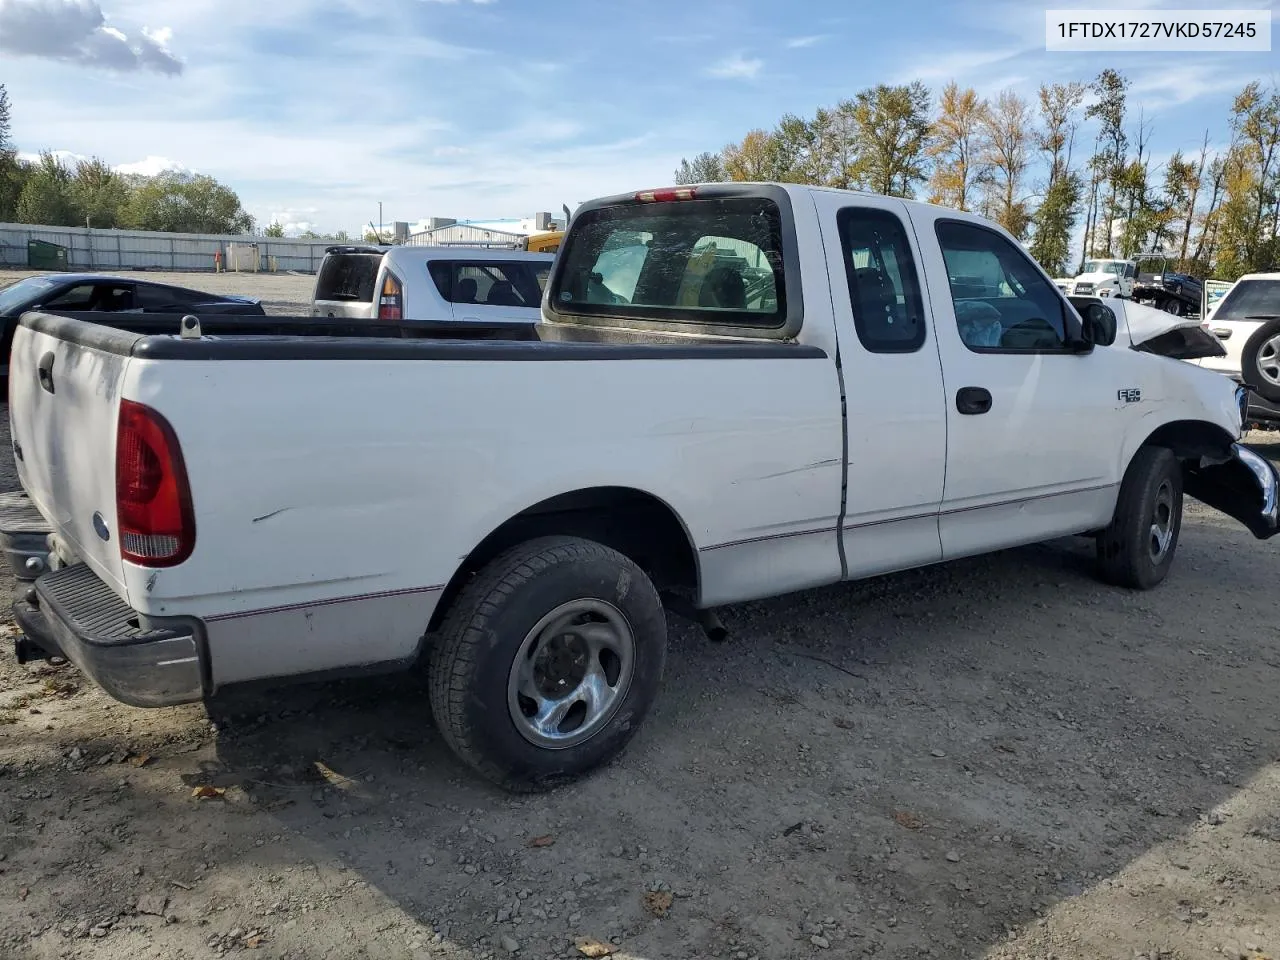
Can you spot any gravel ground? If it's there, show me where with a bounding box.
[0,268,317,315]
[1,283,1279,959]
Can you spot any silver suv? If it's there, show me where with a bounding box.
[311,245,554,324]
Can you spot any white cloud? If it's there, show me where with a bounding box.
[0,0,182,75]
[786,35,826,49]
[17,149,84,165]
[890,46,1032,85]
[115,155,189,177]
[707,54,763,80]
[1127,63,1256,112]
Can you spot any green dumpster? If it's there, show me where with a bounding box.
[27,239,69,271]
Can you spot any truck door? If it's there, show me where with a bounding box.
[910,212,1126,559]
[813,193,948,578]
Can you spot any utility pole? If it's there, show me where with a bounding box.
[379,202,383,241]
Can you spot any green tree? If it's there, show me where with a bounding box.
[1029,171,1083,276]
[1037,82,1087,187]
[1215,82,1280,276]
[770,112,826,184]
[722,129,788,181]
[70,157,129,228]
[673,151,725,184]
[0,84,26,221]
[850,82,932,196]
[124,171,255,234]
[15,152,76,225]
[927,82,988,211]
[809,100,859,188]
[1029,82,1086,276]
[264,221,286,238]
[1085,69,1130,257]
[979,90,1033,239]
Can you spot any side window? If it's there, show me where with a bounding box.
[837,207,927,353]
[935,220,1068,352]
[452,263,544,307]
[45,284,133,311]
[428,261,452,301]
[43,284,96,310]
[1124,263,1136,279]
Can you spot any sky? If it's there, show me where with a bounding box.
[0,0,1278,236]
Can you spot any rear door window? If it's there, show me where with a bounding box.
[316,254,381,303]
[838,208,927,353]
[552,196,785,327]
[435,261,547,307]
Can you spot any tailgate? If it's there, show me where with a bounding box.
[9,317,130,595]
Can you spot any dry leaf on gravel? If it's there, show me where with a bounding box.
[245,935,264,949]
[191,786,226,800]
[576,937,614,957]
[128,754,154,768]
[18,887,29,901]
[529,835,556,848]
[893,811,924,830]
[642,890,673,918]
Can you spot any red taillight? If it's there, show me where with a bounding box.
[635,187,697,203]
[378,271,403,321]
[116,399,195,567]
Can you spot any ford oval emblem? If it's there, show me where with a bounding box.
[92,512,110,542]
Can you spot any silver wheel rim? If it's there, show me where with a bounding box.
[1258,334,1280,387]
[1149,479,1176,562]
[506,598,636,750]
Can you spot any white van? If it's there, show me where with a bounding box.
[311,245,555,324]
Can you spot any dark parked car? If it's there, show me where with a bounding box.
[0,274,265,387]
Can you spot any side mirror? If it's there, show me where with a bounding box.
[1080,301,1118,347]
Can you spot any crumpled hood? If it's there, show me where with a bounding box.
[1111,298,1225,360]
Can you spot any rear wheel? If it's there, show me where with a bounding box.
[427,535,667,792]
[1096,446,1183,589]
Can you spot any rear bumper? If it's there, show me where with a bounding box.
[11,563,207,708]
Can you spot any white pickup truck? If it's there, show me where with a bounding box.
[6,183,1279,793]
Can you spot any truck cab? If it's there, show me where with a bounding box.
[1067,258,1136,299]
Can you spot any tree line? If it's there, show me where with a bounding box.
[674,70,1280,280]
[0,83,258,236]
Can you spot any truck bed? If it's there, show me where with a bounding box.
[27,310,820,361]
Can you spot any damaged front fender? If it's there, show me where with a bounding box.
[1183,443,1280,539]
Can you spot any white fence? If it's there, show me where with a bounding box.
[0,222,343,274]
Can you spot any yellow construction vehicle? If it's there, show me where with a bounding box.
[523,230,564,254]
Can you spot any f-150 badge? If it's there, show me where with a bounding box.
[1118,388,1142,404]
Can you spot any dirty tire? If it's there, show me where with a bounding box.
[1241,317,1280,404]
[1096,445,1183,590]
[427,535,667,793]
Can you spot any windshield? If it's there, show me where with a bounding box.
[1082,260,1124,277]
[0,277,57,314]
[1212,278,1280,321]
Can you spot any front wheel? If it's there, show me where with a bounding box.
[427,536,667,792]
[1241,318,1280,405]
[1095,446,1183,589]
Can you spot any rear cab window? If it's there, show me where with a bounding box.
[315,253,382,303]
[549,192,793,334]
